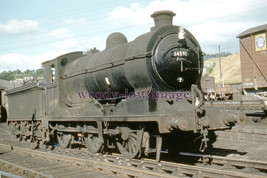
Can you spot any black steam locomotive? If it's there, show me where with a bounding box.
[6,10,246,159]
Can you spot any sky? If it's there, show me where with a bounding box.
[0,0,266,72]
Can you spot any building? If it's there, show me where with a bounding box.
[237,24,267,93]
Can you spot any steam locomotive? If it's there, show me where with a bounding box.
[6,10,246,159]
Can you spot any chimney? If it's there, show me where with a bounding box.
[150,10,176,31]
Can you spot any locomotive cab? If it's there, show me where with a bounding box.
[42,52,84,116]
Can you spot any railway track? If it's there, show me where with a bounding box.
[0,143,115,178]
[204,100,266,114]
[215,118,267,146]
[0,139,267,178]
[179,152,267,173]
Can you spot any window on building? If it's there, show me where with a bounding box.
[50,65,55,83]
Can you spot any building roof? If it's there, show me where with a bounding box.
[237,24,267,38]
[0,84,5,90]
[42,51,83,65]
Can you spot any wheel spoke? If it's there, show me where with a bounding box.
[129,136,137,147]
[122,140,126,147]
[128,141,134,153]
[130,133,138,139]
[125,141,129,152]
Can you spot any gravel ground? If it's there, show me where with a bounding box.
[214,119,267,161]
[0,122,16,141]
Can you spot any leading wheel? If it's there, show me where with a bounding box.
[57,132,71,148]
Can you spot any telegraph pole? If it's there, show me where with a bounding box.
[218,45,224,87]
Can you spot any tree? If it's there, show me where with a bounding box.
[204,52,232,60]
[36,68,45,77]
[0,68,45,81]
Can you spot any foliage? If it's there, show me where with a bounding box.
[204,52,232,60]
[204,65,216,76]
[0,68,45,81]
[0,47,100,81]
